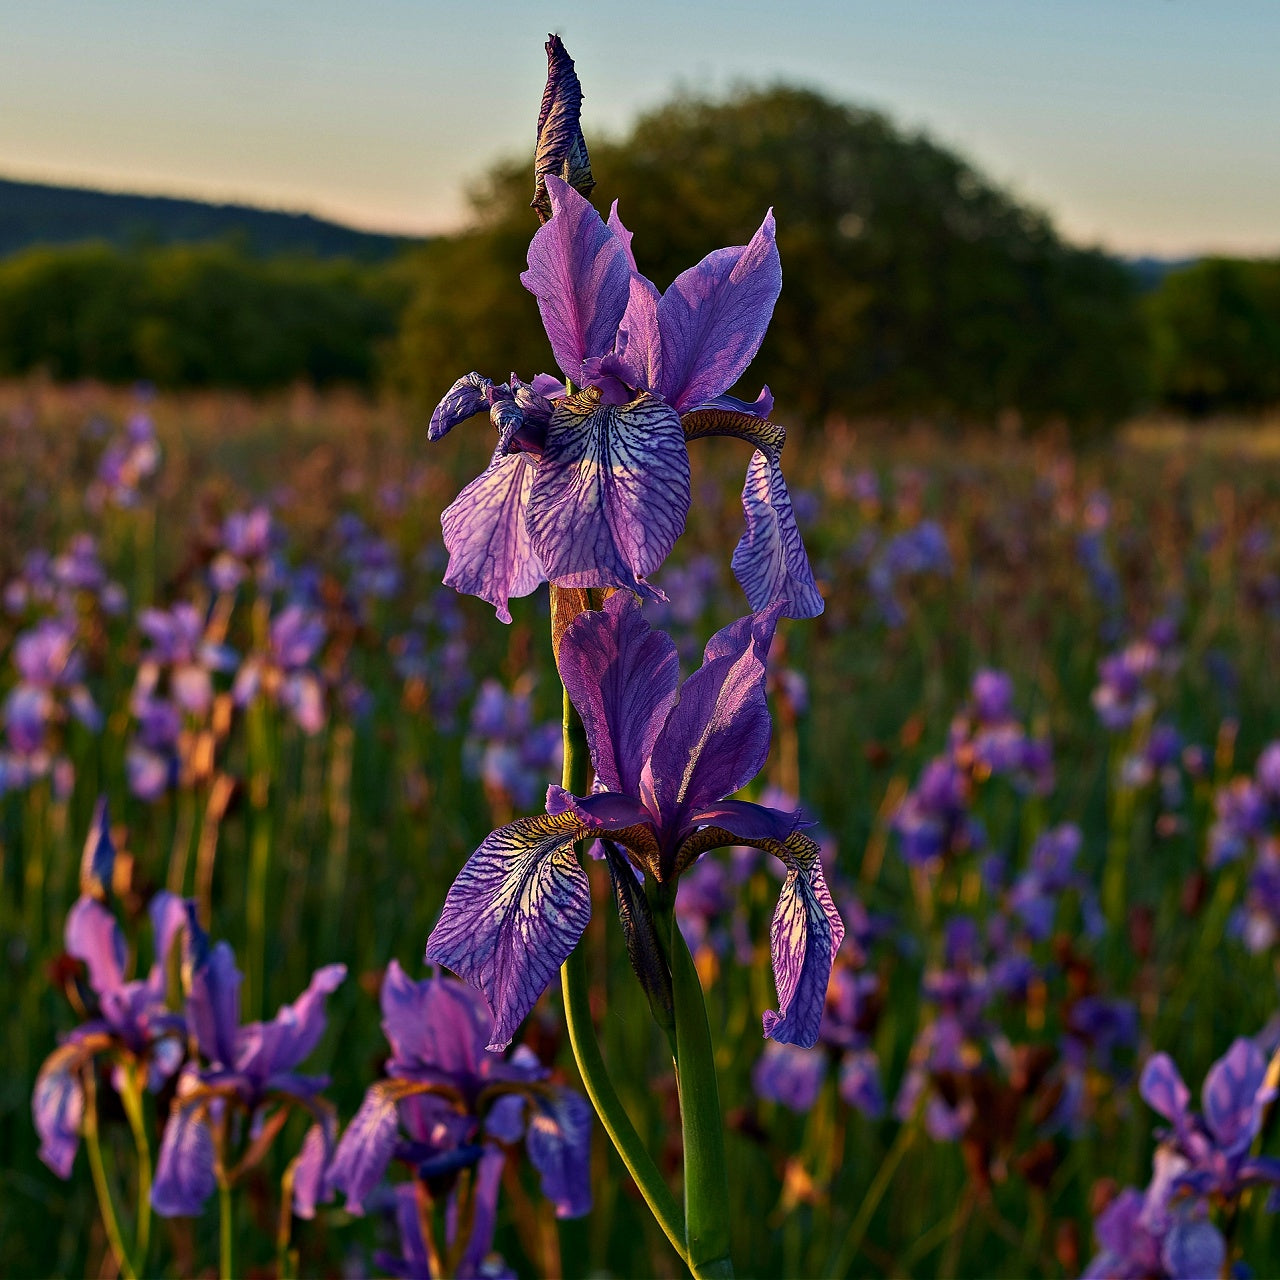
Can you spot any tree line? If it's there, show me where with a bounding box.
[0,87,1275,429]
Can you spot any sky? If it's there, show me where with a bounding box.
[0,0,1276,257]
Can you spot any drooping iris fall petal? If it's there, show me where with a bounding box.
[426,812,593,1049]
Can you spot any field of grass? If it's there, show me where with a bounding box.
[4,380,1280,1278]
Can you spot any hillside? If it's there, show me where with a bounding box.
[0,176,416,260]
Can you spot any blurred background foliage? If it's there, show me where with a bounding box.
[1,84,1278,433]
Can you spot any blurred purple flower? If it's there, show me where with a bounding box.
[151,939,345,1217]
[328,962,589,1276]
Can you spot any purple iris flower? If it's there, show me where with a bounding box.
[429,143,820,620]
[151,939,345,1217]
[1139,1037,1280,1205]
[1082,1155,1227,1280]
[427,593,842,1049]
[233,603,328,735]
[892,758,983,867]
[34,804,192,1177]
[3,617,100,794]
[327,961,589,1272]
[90,409,161,510]
[1092,639,1162,731]
[464,679,564,814]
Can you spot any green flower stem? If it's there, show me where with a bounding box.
[219,1177,235,1280]
[82,1065,139,1280]
[826,1110,921,1276]
[667,911,734,1278]
[556,685,690,1268]
[118,1060,152,1273]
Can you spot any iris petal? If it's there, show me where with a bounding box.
[521,176,631,384]
[655,210,782,411]
[763,833,845,1047]
[557,592,680,795]
[429,372,494,442]
[527,390,689,593]
[426,812,592,1050]
[732,449,824,619]
[442,451,546,624]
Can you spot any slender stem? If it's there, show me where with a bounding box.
[277,1159,297,1280]
[667,914,733,1278]
[219,1178,235,1280]
[119,1060,152,1273]
[556,682,689,1267]
[826,1114,920,1276]
[82,1065,139,1280]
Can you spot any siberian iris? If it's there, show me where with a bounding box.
[426,592,842,1051]
[427,175,822,624]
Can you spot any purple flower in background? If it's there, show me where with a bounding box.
[233,603,328,734]
[327,962,589,1269]
[865,520,951,627]
[90,409,161,510]
[210,506,281,593]
[34,805,192,1177]
[464,679,563,813]
[1007,824,1093,942]
[427,45,821,622]
[1208,741,1280,869]
[753,1042,827,1112]
[427,593,842,1049]
[893,758,982,866]
[151,940,345,1217]
[1082,1158,1226,1280]
[1092,639,1163,732]
[1138,1037,1280,1205]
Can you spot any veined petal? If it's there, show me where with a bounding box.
[430,373,495,442]
[152,1084,217,1217]
[65,897,126,996]
[442,451,547,625]
[521,176,630,383]
[526,1089,593,1218]
[612,273,663,393]
[328,1082,404,1215]
[763,832,845,1047]
[1202,1038,1271,1155]
[527,389,690,592]
[557,592,680,794]
[656,210,782,411]
[292,1112,337,1219]
[606,200,636,271]
[732,450,824,619]
[188,941,242,1067]
[33,1045,85,1178]
[532,35,594,222]
[647,605,781,828]
[547,786,663,875]
[673,799,800,871]
[426,812,592,1050]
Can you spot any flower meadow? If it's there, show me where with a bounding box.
[7,38,1280,1280]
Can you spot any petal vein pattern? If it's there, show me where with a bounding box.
[763,833,845,1047]
[442,451,546,624]
[527,391,690,592]
[426,812,591,1050]
[732,449,824,619]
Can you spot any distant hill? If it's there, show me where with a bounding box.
[0,176,418,260]
[1124,254,1198,292]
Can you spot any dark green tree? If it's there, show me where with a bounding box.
[395,85,1149,434]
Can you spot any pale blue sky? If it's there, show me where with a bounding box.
[0,1,1275,254]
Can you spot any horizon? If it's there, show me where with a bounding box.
[2,3,1278,257]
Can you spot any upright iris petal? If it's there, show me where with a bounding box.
[521,177,631,386]
[532,34,594,223]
